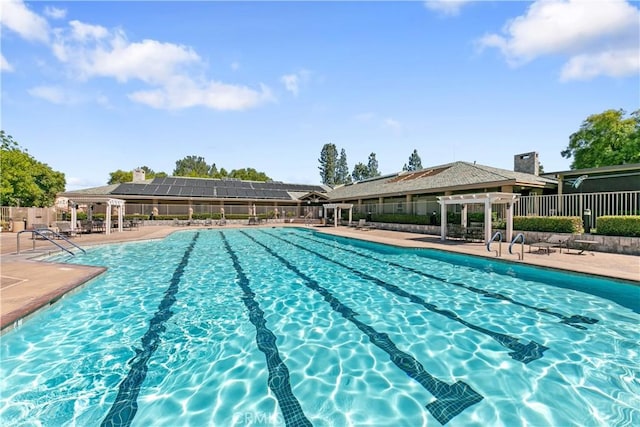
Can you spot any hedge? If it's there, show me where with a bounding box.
[513,216,583,233]
[595,216,640,237]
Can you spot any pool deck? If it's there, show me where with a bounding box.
[1,224,638,332]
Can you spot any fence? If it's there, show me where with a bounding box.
[349,191,640,230]
[2,191,638,231]
[0,206,57,231]
[514,191,640,229]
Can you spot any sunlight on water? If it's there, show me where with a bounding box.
[1,228,638,426]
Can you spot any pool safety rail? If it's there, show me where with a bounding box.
[16,229,86,256]
[486,231,502,257]
[509,233,526,260]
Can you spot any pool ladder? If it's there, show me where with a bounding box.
[486,231,502,257]
[17,229,86,256]
[509,233,526,260]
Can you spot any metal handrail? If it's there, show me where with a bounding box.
[509,233,525,260]
[16,229,86,256]
[486,231,502,257]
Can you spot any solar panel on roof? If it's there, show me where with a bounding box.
[203,187,216,197]
[166,186,181,196]
[154,185,169,195]
[179,187,192,196]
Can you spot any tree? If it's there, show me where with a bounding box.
[108,166,167,184]
[140,166,167,178]
[173,155,212,177]
[403,149,422,171]
[352,162,370,182]
[228,168,271,181]
[367,152,380,177]
[336,149,352,185]
[108,170,133,184]
[561,109,640,169]
[318,143,338,186]
[0,130,65,207]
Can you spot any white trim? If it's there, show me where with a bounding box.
[437,192,520,243]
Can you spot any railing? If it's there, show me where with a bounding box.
[514,191,640,229]
[17,229,86,256]
[486,231,502,257]
[509,233,526,260]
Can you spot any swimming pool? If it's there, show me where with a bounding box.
[1,227,638,426]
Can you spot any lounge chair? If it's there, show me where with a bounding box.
[356,218,373,230]
[529,234,569,255]
[54,221,77,237]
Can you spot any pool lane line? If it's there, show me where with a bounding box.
[101,232,200,427]
[240,231,483,425]
[220,232,312,427]
[260,230,548,365]
[295,232,599,330]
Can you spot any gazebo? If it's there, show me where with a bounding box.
[322,203,354,227]
[63,196,127,235]
[437,192,520,243]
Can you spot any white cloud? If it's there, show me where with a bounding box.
[281,69,311,96]
[281,74,300,96]
[383,118,402,132]
[3,2,274,111]
[28,85,68,104]
[49,20,272,110]
[560,48,640,81]
[68,20,109,42]
[0,0,49,43]
[424,0,473,16]
[1,54,14,72]
[478,0,640,80]
[44,6,66,20]
[129,77,274,110]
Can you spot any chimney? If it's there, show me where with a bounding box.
[514,152,539,176]
[132,168,146,182]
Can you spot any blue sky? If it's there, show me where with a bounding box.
[2,0,639,190]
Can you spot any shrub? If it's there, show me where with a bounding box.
[514,216,583,233]
[595,216,640,237]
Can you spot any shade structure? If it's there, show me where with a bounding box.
[437,192,520,243]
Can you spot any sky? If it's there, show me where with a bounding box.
[1,0,639,191]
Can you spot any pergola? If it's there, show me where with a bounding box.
[323,203,354,227]
[437,192,520,243]
[64,196,126,235]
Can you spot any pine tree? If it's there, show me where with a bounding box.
[367,153,380,177]
[318,143,338,185]
[336,149,351,185]
[352,163,369,181]
[404,149,422,171]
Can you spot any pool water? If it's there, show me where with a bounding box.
[1,228,638,426]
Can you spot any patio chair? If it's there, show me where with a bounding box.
[529,234,569,255]
[54,221,77,238]
[356,218,374,230]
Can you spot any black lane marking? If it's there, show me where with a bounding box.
[220,232,312,427]
[297,232,598,330]
[240,231,483,425]
[101,232,200,427]
[261,230,548,364]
